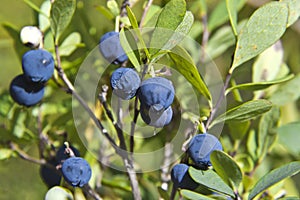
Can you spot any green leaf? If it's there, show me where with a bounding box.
[210,150,243,189]
[247,129,258,161]
[50,0,76,44]
[59,32,82,57]
[206,20,247,62]
[39,0,51,32]
[189,167,235,197]
[277,122,300,156]
[248,161,300,200]
[181,190,215,200]
[230,2,289,72]
[95,5,114,20]
[226,74,294,94]
[141,5,161,27]
[168,45,211,102]
[210,100,273,128]
[208,0,246,32]
[107,0,119,16]
[226,0,238,36]
[126,6,139,29]
[0,149,14,160]
[119,28,141,71]
[126,6,150,59]
[45,186,73,200]
[228,121,250,140]
[157,187,170,200]
[235,154,254,173]
[149,0,186,56]
[12,109,27,138]
[252,41,284,83]
[281,0,300,27]
[268,74,300,106]
[256,106,280,163]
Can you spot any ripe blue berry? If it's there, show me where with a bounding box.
[171,163,198,190]
[138,77,175,110]
[22,49,54,82]
[56,145,80,164]
[9,74,45,107]
[188,133,223,170]
[110,68,141,100]
[140,104,173,128]
[99,31,128,64]
[61,157,91,187]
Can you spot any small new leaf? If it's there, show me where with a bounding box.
[50,0,76,44]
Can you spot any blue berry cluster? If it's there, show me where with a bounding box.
[171,133,223,189]
[9,49,54,107]
[110,68,175,128]
[100,31,175,128]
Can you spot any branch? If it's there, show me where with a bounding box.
[139,0,154,28]
[205,73,232,130]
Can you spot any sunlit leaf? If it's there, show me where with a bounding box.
[210,100,272,128]
[168,45,211,101]
[248,161,300,200]
[230,2,288,72]
[50,0,76,44]
[189,167,235,197]
[59,32,82,57]
[211,150,243,189]
[181,189,215,200]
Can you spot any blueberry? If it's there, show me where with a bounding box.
[20,26,43,48]
[9,74,45,107]
[171,163,198,190]
[140,104,173,128]
[188,133,223,170]
[110,67,141,100]
[22,49,54,82]
[61,157,92,187]
[56,145,80,164]
[99,31,128,64]
[40,159,62,188]
[138,77,175,109]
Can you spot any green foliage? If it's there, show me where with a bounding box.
[1,0,300,199]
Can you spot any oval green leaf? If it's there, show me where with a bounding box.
[248,161,300,200]
[281,0,300,27]
[119,29,141,71]
[50,0,76,44]
[149,0,186,56]
[181,189,215,200]
[210,150,243,189]
[230,2,289,72]
[189,167,235,197]
[168,45,211,102]
[277,122,300,156]
[210,99,272,128]
[226,74,294,94]
[59,32,82,57]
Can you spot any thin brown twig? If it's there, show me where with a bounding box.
[139,0,154,28]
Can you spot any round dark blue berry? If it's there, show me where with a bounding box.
[61,157,92,187]
[9,74,45,107]
[22,49,54,82]
[99,31,128,64]
[140,104,172,128]
[56,145,80,164]
[188,133,223,170]
[138,77,175,110]
[171,163,198,190]
[110,67,141,100]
